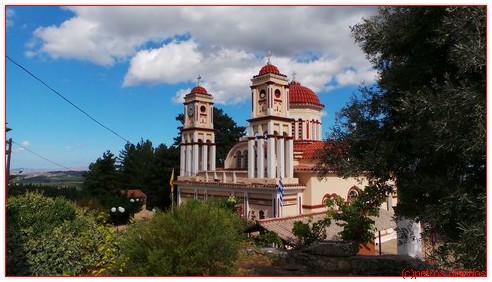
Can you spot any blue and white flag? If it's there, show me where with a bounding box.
[278,175,284,206]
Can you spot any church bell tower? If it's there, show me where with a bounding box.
[247,53,294,179]
[179,76,216,176]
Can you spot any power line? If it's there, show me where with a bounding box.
[6,55,130,143]
[12,140,72,170]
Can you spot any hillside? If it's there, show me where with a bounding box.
[10,170,86,187]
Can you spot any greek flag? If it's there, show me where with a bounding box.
[278,176,284,206]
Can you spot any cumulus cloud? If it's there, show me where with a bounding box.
[28,6,378,104]
[6,8,15,27]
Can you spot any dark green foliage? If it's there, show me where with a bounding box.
[174,107,246,167]
[252,231,284,248]
[117,140,178,211]
[82,150,119,208]
[317,6,485,268]
[7,183,82,201]
[119,200,244,276]
[6,192,121,276]
[292,217,330,247]
[325,189,387,247]
[82,141,179,213]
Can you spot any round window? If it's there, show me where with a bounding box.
[200,105,206,113]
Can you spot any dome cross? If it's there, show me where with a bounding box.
[266,50,273,65]
[292,71,297,82]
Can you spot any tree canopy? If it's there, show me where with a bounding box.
[317,6,485,269]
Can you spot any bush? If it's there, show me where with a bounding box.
[6,192,122,276]
[119,200,244,276]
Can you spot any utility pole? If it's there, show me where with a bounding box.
[6,138,12,183]
[6,124,12,184]
[5,138,12,182]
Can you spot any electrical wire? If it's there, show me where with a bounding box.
[6,55,130,143]
[12,140,72,170]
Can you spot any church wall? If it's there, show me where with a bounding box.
[299,172,368,213]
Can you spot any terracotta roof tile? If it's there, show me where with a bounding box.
[293,141,325,160]
[289,81,323,107]
[258,209,396,244]
[259,63,281,75]
[126,189,147,199]
[189,85,210,95]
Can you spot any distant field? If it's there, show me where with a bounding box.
[10,171,85,188]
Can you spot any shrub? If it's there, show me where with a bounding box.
[6,192,122,276]
[119,200,244,276]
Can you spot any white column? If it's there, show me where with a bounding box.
[192,143,199,175]
[248,138,255,178]
[267,84,273,115]
[185,145,192,176]
[278,137,285,177]
[318,122,322,140]
[210,145,216,171]
[180,145,186,176]
[201,144,208,171]
[286,138,294,178]
[251,88,256,118]
[301,120,306,140]
[314,121,319,140]
[267,136,275,178]
[294,120,299,140]
[257,137,264,178]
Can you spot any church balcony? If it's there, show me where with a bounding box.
[177,169,299,185]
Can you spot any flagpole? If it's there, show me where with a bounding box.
[170,168,175,212]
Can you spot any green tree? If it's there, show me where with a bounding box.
[317,6,485,269]
[117,139,178,211]
[174,107,246,167]
[118,200,244,276]
[6,192,121,276]
[82,151,119,208]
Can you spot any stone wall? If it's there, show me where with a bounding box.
[282,241,429,276]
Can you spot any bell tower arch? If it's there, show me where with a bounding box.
[247,54,294,179]
[180,76,216,176]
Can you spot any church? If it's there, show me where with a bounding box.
[175,56,396,225]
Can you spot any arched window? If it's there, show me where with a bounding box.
[322,193,339,210]
[347,187,360,203]
[235,150,242,168]
[244,150,248,169]
[259,210,265,219]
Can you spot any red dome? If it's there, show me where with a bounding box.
[289,81,323,107]
[189,85,209,95]
[258,63,281,76]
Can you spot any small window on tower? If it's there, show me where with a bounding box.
[259,90,266,99]
[274,89,281,98]
[200,105,206,113]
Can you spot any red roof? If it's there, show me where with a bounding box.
[289,81,323,107]
[189,85,210,95]
[258,63,285,76]
[126,189,147,199]
[293,141,325,159]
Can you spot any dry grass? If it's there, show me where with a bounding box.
[233,242,277,276]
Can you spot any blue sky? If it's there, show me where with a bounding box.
[5,5,380,171]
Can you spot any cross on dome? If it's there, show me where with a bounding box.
[292,71,297,82]
[266,50,273,65]
[197,75,202,86]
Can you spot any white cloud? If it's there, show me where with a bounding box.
[21,140,30,147]
[28,6,378,104]
[6,8,15,27]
